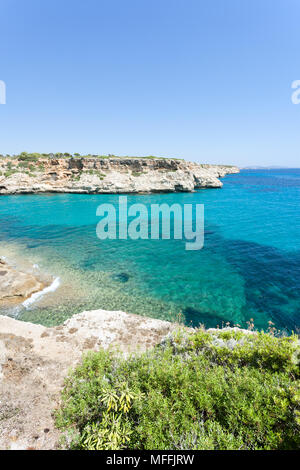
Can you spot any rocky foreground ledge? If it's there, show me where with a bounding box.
[1,309,296,450]
[0,310,178,450]
[0,156,239,194]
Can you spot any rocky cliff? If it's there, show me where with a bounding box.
[0,157,239,194]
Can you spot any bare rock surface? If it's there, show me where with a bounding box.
[0,157,239,195]
[0,259,45,306]
[0,309,265,450]
[0,309,178,450]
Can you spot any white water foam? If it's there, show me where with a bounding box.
[22,277,61,309]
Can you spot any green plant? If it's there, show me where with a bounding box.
[80,414,132,450]
[18,161,29,168]
[56,329,300,450]
[18,152,40,161]
[79,382,143,450]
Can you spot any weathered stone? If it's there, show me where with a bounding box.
[0,310,178,450]
[0,259,44,305]
[0,157,239,195]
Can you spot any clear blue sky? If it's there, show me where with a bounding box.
[1,0,300,167]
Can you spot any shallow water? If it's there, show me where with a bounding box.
[0,169,299,332]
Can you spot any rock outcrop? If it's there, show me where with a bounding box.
[0,259,45,306]
[0,157,239,194]
[0,308,287,450]
[0,310,178,450]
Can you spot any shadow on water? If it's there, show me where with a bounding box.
[219,237,300,332]
[178,224,300,331]
[112,272,130,283]
[0,216,299,332]
[183,307,230,329]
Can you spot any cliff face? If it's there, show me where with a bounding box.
[0,157,239,194]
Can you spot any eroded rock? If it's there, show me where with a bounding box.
[0,157,239,195]
[0,259,45,305]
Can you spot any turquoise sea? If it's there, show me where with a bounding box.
[0,169,299,332]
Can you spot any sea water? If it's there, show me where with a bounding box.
[0,169,299,332]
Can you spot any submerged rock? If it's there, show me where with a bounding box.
[112,272,130,283]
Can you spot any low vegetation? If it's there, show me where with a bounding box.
[0,152,183,160]
[56,328,300,450]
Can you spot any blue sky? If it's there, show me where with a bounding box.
[0,0,300,167]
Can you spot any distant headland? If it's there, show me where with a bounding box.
[0,152,239,195]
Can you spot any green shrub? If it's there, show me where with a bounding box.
[56,329,300,450]
[85,170,105,179]
[18,161,29,168]
[18,152,40,161]
[188,329,300,376]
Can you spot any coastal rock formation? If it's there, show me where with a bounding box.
[0,157,239,194]
[0,308,281,450]
[0,310,178,450]
[0,259,44,306]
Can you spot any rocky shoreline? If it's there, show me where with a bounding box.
[0,156,239,194]
[0,259,46,307]
[0,159,241,449]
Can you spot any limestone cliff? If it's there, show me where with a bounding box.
[0,157,239,194]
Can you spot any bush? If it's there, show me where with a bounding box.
[18,152,41,161]
[4,169,18,177]
[55,329,300,450]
